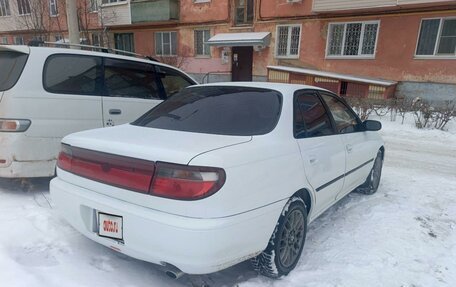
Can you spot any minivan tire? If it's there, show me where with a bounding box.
[251,197,307,278]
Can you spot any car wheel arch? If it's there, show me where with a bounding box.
[379,146,385,160]
[292,188,313,216]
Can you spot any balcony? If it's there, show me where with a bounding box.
[130,0,179,23]
[312,0,455,12]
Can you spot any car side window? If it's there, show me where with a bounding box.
[104,58,160,100]
[44,54,102,95]
[320,93,360,134]
[156,66,194,98]
[294,91,334,138]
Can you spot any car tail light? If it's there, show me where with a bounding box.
[0,119,31,132]
[150,162,226,200]
[57,145,225,200]
[57,144,155,193]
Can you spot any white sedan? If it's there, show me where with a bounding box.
[50,82,384,279]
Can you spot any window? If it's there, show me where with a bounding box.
[156,66,195,97]
[101,0,126,4]
[416,18,456,57]
[133,86,282,136]
[0,51,28,91]
[17,0,31,15]
[155,31,177,56]
[194,29,210,57]
[276,25,301,58]
[0,0,11,16]
[234,0,253,26]
[1,36,8,44]
[89,0,98,11]
[294,91,334,138]
[92,33,101,46]
[44,55,102,95]
[327,21,379,58]
[104,58,160,99]
[14,36,24,45]
[49,0,58,16]
[320,93,360,134]
[114,33,134,53]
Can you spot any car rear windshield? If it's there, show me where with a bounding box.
[0,51,28,92]
[132,86,282,136]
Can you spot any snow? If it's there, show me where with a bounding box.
[1,114,455,287]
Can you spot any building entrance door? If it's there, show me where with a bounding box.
[231,46,253,81]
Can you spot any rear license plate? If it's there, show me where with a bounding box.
[98,212,123,240]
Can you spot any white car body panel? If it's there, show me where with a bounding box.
[50,177,283,274]
[50,82,384,274]
[101,97,162,127]
[297,135,346,215]
[0,45,197,178]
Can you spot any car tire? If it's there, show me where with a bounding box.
[251,197,307,278]
[355,149,383,195]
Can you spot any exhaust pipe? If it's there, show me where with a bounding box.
[162,263,185,280]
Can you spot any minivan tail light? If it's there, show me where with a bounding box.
[150,162,226,200]
[0,119,31,132]
[57,144,155,193]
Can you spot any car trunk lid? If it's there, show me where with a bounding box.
[57,124,251,213]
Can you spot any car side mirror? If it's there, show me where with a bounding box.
[363,120,382,131]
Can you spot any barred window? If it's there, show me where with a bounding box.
[276,25,301,58]
[327,21,379,57]
[155,31,177,56]
[89,0,98,11]
[49,0,58,16]
[194,29,210,56]
[416,18,456,57]
[17,0,30,15]
[0,0,11,16]
[14,36,24,45]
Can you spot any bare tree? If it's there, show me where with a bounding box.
[77,0,118,48]
[11,0,69,43]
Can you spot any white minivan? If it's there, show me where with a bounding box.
[0,45,197,178]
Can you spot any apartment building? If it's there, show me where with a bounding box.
[0,0,104,46]
[1,0,455,100]
[97,0,456,100]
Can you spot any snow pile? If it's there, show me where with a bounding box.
[0,116,455,287]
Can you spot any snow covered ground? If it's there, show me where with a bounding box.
[1,114,455,287]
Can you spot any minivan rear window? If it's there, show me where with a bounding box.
[0,51,28,92]
[132,86,282,136]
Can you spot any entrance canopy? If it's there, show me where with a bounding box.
[206,32,271,47]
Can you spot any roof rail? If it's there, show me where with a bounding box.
[28,41,159,62]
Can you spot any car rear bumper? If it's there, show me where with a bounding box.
[50,177,284,274]
[0,132,59,178]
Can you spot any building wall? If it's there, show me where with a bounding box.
[259,0,313,19]
[313,0,455,12]
[180,0,229,23]
[396,81,456,103]
[101,1,132,26]
[279,11,456,84]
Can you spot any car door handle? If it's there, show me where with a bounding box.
[109,109,122,115]
[346,144,353,153]
[309,155,318,165]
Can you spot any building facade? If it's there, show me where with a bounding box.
[1,0,455,100]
